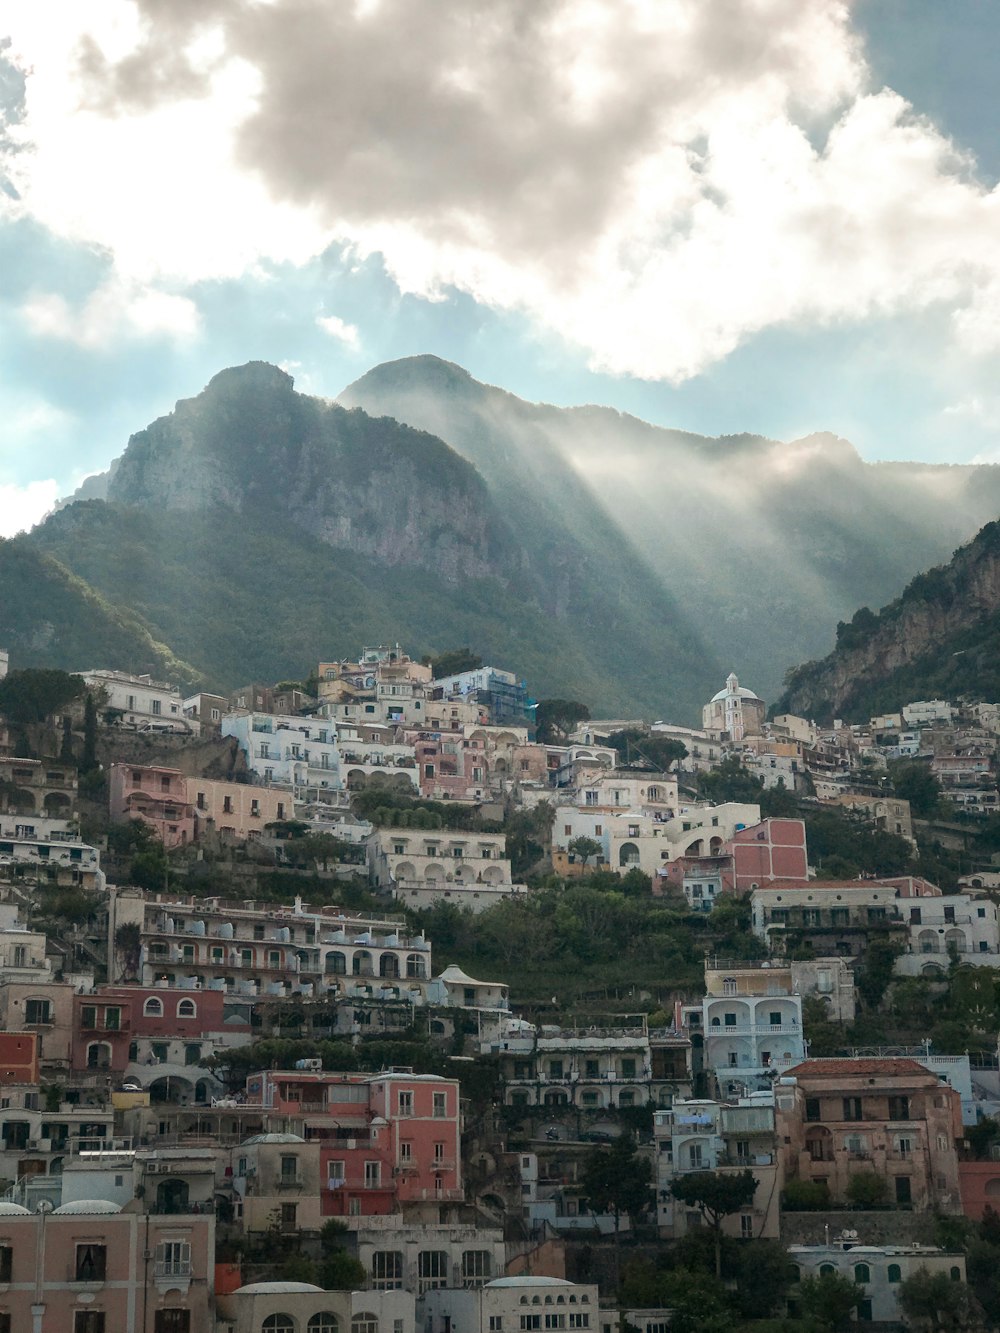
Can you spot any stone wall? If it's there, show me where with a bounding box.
[780,1210,939,1246]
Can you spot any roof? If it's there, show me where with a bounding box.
[438,963,503,988]
[0,1203,30,1215]
[234,1281,325,1294]
[486,1277,576,1288]
[53,1199,122,1215]
[711,686,760,702]
[241,1132,306,1145]
[786,1059,931,1079]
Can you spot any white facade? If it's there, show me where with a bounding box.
[700,963,805,1094]
[223,712,342,791]
[896,893,1000,975]
[80,669,194,734]
[355,1222,506,1294]
[422,1276,600,1333]
[789,1244,966,1324]
[902,700,956,727]
[370,828,524,914]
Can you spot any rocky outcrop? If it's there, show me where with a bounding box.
[108,362,515,583]
[777,521,1000,720]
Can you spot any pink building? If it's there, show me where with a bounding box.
[0,1032,39,1085]
[110,764,195,849]
[0,1200,213,1333]
[186,777,289,840]
[243,1068,463,1217]
[70,986,238,1079]
[729,818,808,891]
[413,735,489,801]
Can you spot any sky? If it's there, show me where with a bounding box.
[2,0,1000,537]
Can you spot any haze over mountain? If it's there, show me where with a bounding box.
[16,355,1000,722]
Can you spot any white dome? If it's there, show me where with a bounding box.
[241,1133,306,1145]
[53,1199,122,1215]
[0,1202,30,1215]
[234,1281,325,1294]
[710,685,760,702]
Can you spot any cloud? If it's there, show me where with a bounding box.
[316,313,359,346]
[20,278,200,348]
[0,478,59,536]
[4,0,1000,380]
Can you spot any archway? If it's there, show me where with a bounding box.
[156,1177,189,1214]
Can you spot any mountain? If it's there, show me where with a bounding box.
[27,362,714,717]
[339,357,1000,703]
[776,520,1000,721]
[0,538,198,683]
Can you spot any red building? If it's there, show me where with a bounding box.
[70,985,241,1075]
[244,1067,463,1216]
[0,1032,39,1084]
[729,818,809,891]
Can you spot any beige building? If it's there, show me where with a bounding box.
[186,776,290,839]
[234,1131,323,1235]
[218,1283,415,1333]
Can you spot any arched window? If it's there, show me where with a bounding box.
[326,952,347,975]
[819,1264,836,1277]
[177,998,197,1018]
[951,1266,962,1281]
[351,1315,378,1333]
[144,997,163,1017]
[86,1041,111,1069]
[888,1265,901,1284]
[263,1316,296,1333]
[854,1263,870,1283]
[308,1317,340,1333]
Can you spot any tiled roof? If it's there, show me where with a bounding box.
[786,1058,930,1078]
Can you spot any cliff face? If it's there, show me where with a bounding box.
[108,362,514,583]
[777,521,1000,720]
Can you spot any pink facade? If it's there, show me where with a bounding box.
[187,777,288,840]
[110,763,195,849]
[730,818,808,891]
[0,1032,39,1084]
[0,1207,213,1332]
[958,1160,1000,1220]
[244,1069,463,1217]
[413,735,488,801]
[70,986,233,1074]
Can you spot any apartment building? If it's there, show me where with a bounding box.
[788,1242,966,1324]
[222,712,343,792]
[355,1221,505,1294]
[218,1284,415,1333]
[695,960,806,1095]
[0,811,101,891]
[775,1058,963,1212]
[750,883,906,958]
[369,828,524,913]
[187,775,289,839]
[0,755,77,819]
[422,1277,601,1333]
[110,763,195,848]
[109,890,433,1001]
[897,893,1000,976]
[653,1093,780,1239]
[80,668,194,734]
[242,1068,463,1217]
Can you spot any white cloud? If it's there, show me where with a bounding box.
[0,479,59,536]
[315,313,359,346]
[4,0,1000,380]
[20,278,199,348]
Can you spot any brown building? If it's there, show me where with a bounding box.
[776,1058,963,1212]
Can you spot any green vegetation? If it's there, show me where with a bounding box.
[0,667,84,725]
[668,1169,758,1277]
[534,698,591,743]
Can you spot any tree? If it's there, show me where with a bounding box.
[607,729,687,771]
[568,836,603,868]
[0,669,85,724]
[696,757,765,805]
[59,715,74,763]
[426,648,483,679]
[802,995,844,1058]
[534,698,591,744]
[796,1271,865,1332]
[669,1169,757,1277]
[732,1240,798,1318]
[845,1170,889,1208]
[581,1134,653,1270]
[899,1265,974,1331]
[890,761,943,819]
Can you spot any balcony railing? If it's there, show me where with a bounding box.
[155,1261,193,1279]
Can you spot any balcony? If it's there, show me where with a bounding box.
[155,1261,193,1279]
[276,1174,304,1190]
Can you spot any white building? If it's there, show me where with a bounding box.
[702,673,766,742]
[369,828,525,913]
[902,700,956,728]
[422,1275,600,1333]
[788,1242,966,1324]
[698,960,805,1094]
[223,712,342,792]
[79,669,194,734]
[896,893,1000,975]
[355,1222,506,1293]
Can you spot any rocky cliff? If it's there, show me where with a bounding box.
[109,362,515,583]
[776,520,1000,720]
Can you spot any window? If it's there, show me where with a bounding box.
[490,1320,504,1331]
[263,1318,295,1333]
[74,1316,105,1333]
[81,1005,97,1029]
[950,1267,962,1281]
[521,1318,542,1330]
[740,1214,754,1239]
[462,1250,493,1285]
[418,1250,448,1292]
[177,999,196,1018]
[223,796,233,814]
[433,1091,447,1118]
[144,997,163,1018]
[157,1241,192,1278]
[327,1161,345,1188]
[372,1251,403,1289]
[843,1097,863,1121]
[0,1245,10,1281]
[805,1098,821,1122]
[545,1315,565,1329]
[569,1318,589,1330]
[769,1012,782,1026]
[888,1095,910,1120]
[434,1142,445,1162]
[854,1263,871,1283]
[280,1154,299,1183]
[365,1161,381,1187]
[819,1264,836,1277]
[75,1243,107,1281]
[154,1313,191,1333]
[309,1318,341,1333]
[621,1058,636,1078]
[280,1203,297,1231]
[722,977,737,996]
[398,1090,413,1117]
[895,1177,912,1204]
[724,1012,736,1027]
[25,998,50,1024]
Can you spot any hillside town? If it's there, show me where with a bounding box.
[3,645,1000,1331]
